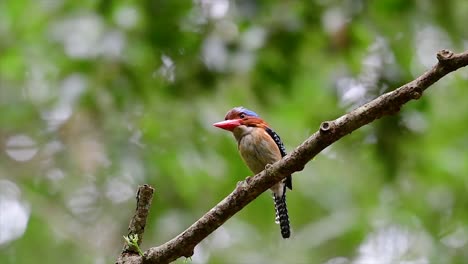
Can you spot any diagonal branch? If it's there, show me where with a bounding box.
[119,49,468,264]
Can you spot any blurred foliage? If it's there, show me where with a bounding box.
[1,0,468,263]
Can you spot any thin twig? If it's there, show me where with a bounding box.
[116,185,154,264]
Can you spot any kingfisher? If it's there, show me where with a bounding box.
[213,106,292,238]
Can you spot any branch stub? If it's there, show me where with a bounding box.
[437,49,454,62]
[320,121,332,133]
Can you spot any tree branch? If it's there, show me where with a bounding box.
[120,49,468,264]
[116,185,154,264]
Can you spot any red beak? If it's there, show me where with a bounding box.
[213,119,242,131]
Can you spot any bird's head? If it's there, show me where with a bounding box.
[213,107,268,134]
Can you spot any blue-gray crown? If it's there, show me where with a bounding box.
[235,107,259,117]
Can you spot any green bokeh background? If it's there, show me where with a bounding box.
[1,0,468,263]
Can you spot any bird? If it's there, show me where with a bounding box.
[213,106,292,238]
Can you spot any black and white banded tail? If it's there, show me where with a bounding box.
[265,127,292,238]
[273,188,290,239]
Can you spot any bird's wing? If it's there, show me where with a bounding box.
[265,127,287,157]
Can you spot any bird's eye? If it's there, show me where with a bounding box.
[239,113,245,118]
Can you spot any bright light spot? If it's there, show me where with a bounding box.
[336,77,367,107]
[51,14,125,59]
[179,148,204,174]
[61,74,87,105]
[441,226,468,249]
[98,30,125,59]
[209,226,233,249]
[200,0,229,19]
[161,54,174,68]
[24,63,58,103]
[354,225,432,264]
[37,0,64,13]
[51,14,103,58]
[5,134,38,162]
[296,210,355,247]
[324,257,350,264]
[157,210,191,236]
[0,180,30,246]
[241,26,266,50]
[43,140,64,156]
[114,5,140,29]
[192,244,210,264]
[181,7,207,33]
[202,36,227,71]
[41,105,72,130]
[129,129,145,148]
[211,0,229,18]
[66,185,99,218]
[414,25,452,69]
[41,74,87,130]
[336,37,397,109]
[105,178,134,204]
[119,156,145,183]
[46,168,65,181]
[321,145,338,159]
[322,7,348,34]
[156,54,176,82]
[402,111,428,133]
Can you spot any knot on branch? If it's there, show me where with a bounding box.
[236,179,249,189]
[437,49,454,62]
[411,91,421,100]
[320,121,333,133]
[410,87,423,100]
